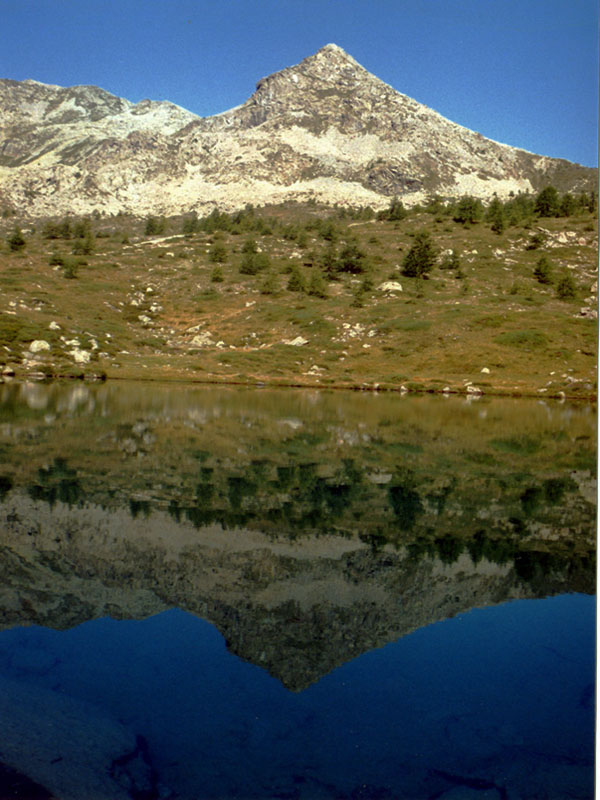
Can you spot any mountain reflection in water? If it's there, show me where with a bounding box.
[0,382,595,799]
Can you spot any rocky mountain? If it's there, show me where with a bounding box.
[0,493,594,692]
[0,45,596,217]
[0,381,596,691]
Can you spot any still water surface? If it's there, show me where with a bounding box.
[0,382,595,800]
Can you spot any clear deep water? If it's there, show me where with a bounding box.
[0,382,595,799]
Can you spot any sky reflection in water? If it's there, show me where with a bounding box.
[0,594,594,800]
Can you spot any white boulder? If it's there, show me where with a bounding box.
[283,336,308,346]
[377,281,403,293]
[69,348,91,364]
[190,332,214,347]
[29,340,51,353]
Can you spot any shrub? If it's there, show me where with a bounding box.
[241,237,257,255]
[240,247,269,275]
[6,227,25,252]
[351,286,366,308]
[526,232,546,250]
[556,274,577,300]
[337,242,369,274]
[287,265,306,292]
[260,271,279,295]
[144,216,165,236]
[209,242,227,263]
[307,269,328,298]
[210,266,224,283]
[439,249,461,271]
[62,258,80,279]
[42,221,61,239]
[533,255,553,284]
[72,233,95,255]
[48,252,64,266]
[319,221,338,242]
[494,330,548,348]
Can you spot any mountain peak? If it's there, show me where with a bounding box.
[314,42,355,59]
[300,42,365,74]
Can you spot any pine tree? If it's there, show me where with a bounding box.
[72,231,95,255]
[337,242,368,274]
[387,196,407,220]
[319,242,339,279]
[556,274,577,299]
[486,197,506,234]
[533,255,553,284]
[287,265,306,292]
[307,269,328,298]
[209,242,227,263]
[260,271,279,295]
[144,216,165,236]
[534,186,560,217]
[559,193,577,217]
[453,196,484,225]
[401,231,437,278]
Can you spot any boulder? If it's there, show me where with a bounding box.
[190,332,214,347]
[29,340,51,353]
[283,336,308,346]
[69,348,92,364]
[377,281,403,293]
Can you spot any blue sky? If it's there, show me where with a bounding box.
[1,0,597,166]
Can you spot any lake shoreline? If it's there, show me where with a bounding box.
[2,365,597,402]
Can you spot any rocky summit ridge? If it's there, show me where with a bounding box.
[0,44,596,217]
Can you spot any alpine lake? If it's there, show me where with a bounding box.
[0,380,595,800]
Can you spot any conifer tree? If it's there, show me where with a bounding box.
[453,196,483,225]
[287,265,306,292]
[401,231,437,278]
[307,269,328,298]
[556,273,576,299]
[534,186,560,217]
[533,255,553,284]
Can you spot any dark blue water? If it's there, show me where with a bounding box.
[0,593,593,800]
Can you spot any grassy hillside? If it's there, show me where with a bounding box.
[0,195,597,397]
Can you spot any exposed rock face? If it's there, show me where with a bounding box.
[0,45,596,217]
